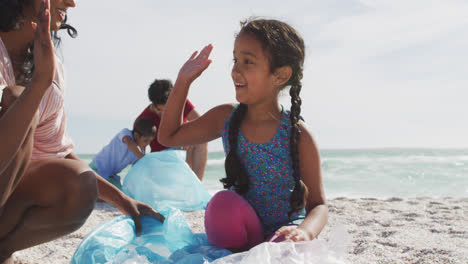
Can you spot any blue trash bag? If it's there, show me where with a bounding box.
[122,150,212,212]
[71,150,231,263]
[71,212,231,264]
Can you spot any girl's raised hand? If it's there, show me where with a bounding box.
[31,0,55,90]
[177,44,213,84]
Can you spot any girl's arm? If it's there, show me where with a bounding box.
[123,136,144,159]
[299,122,328,239]
[277,121,328,241]
[159,44,232,147]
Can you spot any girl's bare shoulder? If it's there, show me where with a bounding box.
[208,103,235,122]
[298,120,320,155]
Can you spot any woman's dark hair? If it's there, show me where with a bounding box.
[148,79,173,106]
[0,0,29,32]
[133,118,157,137]
[0,0,77,85]
[221,18,306,219]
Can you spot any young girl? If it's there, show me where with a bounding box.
[159,19,328,251]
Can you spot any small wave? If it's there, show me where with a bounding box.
[207,158,225,166]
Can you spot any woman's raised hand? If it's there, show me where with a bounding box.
[177,44,213,84]
[31,0,55,90]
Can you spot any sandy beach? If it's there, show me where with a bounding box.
[11,197,468,264]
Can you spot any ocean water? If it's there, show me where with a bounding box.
[78,148,468,198]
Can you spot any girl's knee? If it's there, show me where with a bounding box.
[207,190,256,217]
[208,190,243,209]
[205,190,262,249]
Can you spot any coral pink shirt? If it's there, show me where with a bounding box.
[31,58,74,160]
[0,38,74,160]
[0,37,15,90]
[135,100,194,152]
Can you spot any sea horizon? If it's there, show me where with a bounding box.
[78,147,468,199]
[76,146,468,156]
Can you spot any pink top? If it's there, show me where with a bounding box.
[0,38,74,160]
[0,37,15,89]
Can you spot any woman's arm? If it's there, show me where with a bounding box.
[0,0,55,174]
[65,152,164,234]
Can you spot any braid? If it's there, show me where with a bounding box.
[221,103,250,194]
[288,74,306,218]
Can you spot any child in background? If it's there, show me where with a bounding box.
[135,78,208,180]
[89,118,156,189]
[159,18,328,251]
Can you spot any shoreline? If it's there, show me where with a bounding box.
[13,197,468,263]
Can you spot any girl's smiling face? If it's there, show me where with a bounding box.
[231,33,279,106]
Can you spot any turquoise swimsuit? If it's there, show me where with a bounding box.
[221,105,305,235]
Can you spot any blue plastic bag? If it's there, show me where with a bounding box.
[122,150,212,212]
[71,150,231,263]
[71,212,231,263]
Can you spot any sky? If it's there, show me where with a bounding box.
[58,0,468,154]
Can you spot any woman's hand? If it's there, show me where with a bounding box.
[95,174,164,235]
[177,44,213,84]
[116,196,165,235]
[31,0,55,90]
[273,226,314,242]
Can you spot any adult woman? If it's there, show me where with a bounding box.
[0,0,163,262]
